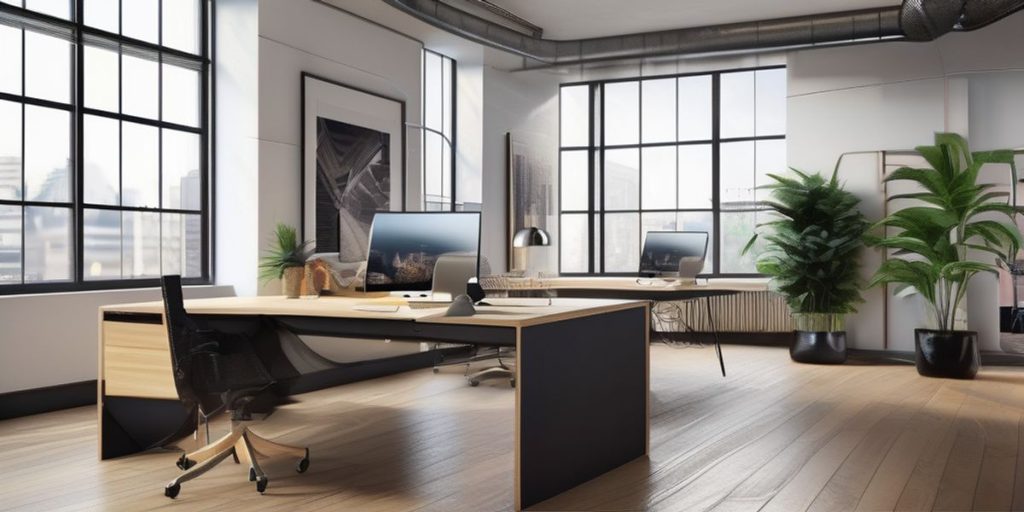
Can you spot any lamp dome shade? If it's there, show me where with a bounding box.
[513,227,551,247]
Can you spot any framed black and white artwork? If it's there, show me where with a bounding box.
[302,73,405,264]
[506,132,555,272]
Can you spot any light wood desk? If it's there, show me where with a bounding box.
[98,295,650,510]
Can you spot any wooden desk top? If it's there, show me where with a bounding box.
[101,295,647,329]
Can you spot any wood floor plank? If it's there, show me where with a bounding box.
[2,345,1023,512]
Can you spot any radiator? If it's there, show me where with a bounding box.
[652,291,793,333]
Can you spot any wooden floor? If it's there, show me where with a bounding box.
[2,345,1024,512]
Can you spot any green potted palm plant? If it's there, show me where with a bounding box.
[744,168,869,364]
[868,133,1022,379]
[259,223,313,298]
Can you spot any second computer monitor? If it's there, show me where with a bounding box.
[364,212,481,293]
[639,231,708,279]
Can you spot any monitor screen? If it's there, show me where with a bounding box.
[639,231,708,277]
[364,212,481,292]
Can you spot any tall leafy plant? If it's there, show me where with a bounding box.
[259,223,313,282]
[744,169,868,332]
[867,133,1022,332]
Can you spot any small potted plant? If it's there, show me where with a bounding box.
[259,223,313,298]
[744,168,868,364]
[868,133,1022,378]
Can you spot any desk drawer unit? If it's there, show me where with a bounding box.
[102,320,177,400]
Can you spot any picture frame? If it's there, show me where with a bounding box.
[301,72,405,263]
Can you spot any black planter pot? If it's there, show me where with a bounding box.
[790,331,847,364]
[914,329,979,379]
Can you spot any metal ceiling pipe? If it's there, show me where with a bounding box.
[383,0,1024,66]
[383,0,903,65]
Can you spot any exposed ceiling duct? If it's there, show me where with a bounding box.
[382,0,1024,67]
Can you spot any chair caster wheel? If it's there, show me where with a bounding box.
[249,467,257,482]
[469,380,480,387]
[165,483,181,499]
[510,378,516,388]
[296,450,310,473]
[176,454,195,470]
[432,367,440,373]
[255,476,269,494]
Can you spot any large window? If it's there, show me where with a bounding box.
[558,66,785,275]
[422,49,456,211]
[0,0,209,293]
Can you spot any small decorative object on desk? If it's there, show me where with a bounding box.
[259,223,313,298]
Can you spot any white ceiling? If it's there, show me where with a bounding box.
[486,0,902,40]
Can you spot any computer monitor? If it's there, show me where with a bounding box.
[364,212,481,293]
[638,231,708,279]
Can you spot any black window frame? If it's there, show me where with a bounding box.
[558,65,785,278]
[421,48,458,212]
[0,0,213,295]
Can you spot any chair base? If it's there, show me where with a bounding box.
[468,366,515,387]
[165,424,309,498]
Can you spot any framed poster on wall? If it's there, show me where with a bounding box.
[506,132,555,272]
[301,73,405,264]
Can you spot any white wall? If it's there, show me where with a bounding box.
[787,14,1024,351]
[481,67,561,273]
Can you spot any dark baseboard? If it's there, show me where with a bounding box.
[0,380,97,421]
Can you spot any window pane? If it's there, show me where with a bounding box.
[122,0,159,44]
[603,212,639,272]
[122,51,159,119]
[641,78,675,143]
[162,0,200,54]
[720,141,755,210]
[442,57,453,138]
[163,213,201,277]
[642,211,675,235]
[84,208,121,280]
[604,148,638,211]
[756,68,787,136]
[678,75,711,141]
[604,81,639,146]
[560,150,588,211]
[162,129,201,210]
[720,71,755,139]
[755,139,786,202]
[424,52,442,131]
[25,0,69,19]
[0,25,21,95]
[641,146,675,210]
[560,85,589,147]
[162,62,200,127]
[0,101,22,201]
[24,206,71,282]
[122,210,160,277]
[678,144,712,209]
[424,131,444,210]
[560,213,588,273]
[84,0,119,33]
[24,105,70,202]
[24,30,71,103]
[0,205,20,284]
[721,211,761,273]
[122,122,159,207]
[83,115,120,205]
[84,44,119,112]
[678,211,714,274]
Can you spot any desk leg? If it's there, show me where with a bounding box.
[514,306,649,510]
[704,296,726,377]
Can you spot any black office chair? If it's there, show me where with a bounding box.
[160,275,309,498]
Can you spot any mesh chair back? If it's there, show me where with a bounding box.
[161,275,202,408]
